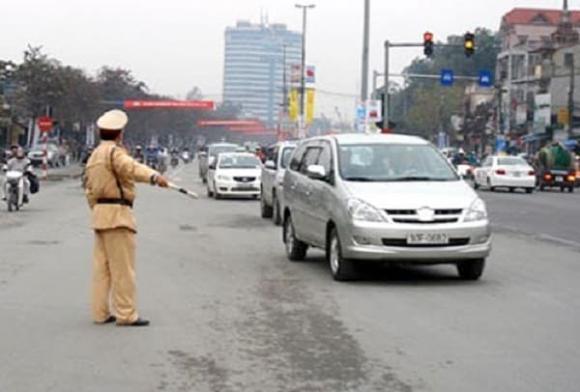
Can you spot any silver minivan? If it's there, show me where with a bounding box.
[282,134,492,281]
[260,141,297,225]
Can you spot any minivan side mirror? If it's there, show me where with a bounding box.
[306,165,327,181]
[265,160,276,170]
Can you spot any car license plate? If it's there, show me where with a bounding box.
[407,233,449,245]
[513,172,521,177]
[238,183,254,189]
[556,176,564,182]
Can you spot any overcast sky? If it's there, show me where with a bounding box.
[0,0,571,119]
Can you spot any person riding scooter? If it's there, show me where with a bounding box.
[134,145,144,164]
[2,147,33,203]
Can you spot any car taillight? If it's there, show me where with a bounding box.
[544,174,552,181]
[567,175,576,182]
[496,169,506,175]
[528,170,535,176]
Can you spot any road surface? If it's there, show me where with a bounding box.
[0,164,579,392]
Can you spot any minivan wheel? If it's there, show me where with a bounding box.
[260,189,273,218]
[328,228,357,281]
[457,259,485,281]
[272,194,282,226]
[284,215,307,261]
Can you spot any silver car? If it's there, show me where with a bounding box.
[282,134,492,281]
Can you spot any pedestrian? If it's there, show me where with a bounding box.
[84,109,169,327]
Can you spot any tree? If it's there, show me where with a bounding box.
[185,86,203,100]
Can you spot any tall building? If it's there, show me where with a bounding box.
[223,21,302,128]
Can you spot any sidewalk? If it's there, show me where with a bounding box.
[40,164,83,182]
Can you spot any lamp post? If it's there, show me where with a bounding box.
[295,3,316,138]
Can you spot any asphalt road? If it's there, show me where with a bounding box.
[1,163,579,392]
[478,186,580,247]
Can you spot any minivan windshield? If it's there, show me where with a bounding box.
[280,147,296,169]
[338,144,458,182]
[210,145,238,157]
[219,155,261,169]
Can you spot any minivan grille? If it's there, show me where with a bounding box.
[382,238,470,248]
[385,209,464,224]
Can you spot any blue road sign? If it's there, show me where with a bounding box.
[440,69,454,87]
[479,70,493,88]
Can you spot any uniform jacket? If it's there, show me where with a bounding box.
[85,141,158,232]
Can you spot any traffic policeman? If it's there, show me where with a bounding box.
[85,109,168,327]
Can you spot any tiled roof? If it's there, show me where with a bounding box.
[503,8,580,26]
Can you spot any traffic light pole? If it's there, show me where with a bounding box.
[381,41,474,133]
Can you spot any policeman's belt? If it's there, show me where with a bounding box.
[96,198,133,208]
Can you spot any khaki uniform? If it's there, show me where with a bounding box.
[85,141,158,324]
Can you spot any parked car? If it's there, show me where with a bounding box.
[198,143,239,183]
[473,155,536,194]
[282,133,491,281]
[260,141,297,225]
[28,144,62,167]
[206,152,262,199]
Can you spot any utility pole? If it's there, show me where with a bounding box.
[296,3,315,138]
[372,70,379,98]
[361,0,370,102]
[282,45,288,114]
[568,53,575,134]
[383,40,390,133]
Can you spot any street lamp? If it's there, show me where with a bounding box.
[295,3,316,138]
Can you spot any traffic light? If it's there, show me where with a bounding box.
[464,32,475,57]
[423,32,434,57]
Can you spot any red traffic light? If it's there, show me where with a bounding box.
[424,32,434,42]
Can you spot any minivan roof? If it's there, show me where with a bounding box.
[330,133,429,146]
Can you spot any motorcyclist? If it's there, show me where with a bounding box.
[158,147,168,174]
[2,147,32,203]
[134,145,144,163]
[452,148,468,166]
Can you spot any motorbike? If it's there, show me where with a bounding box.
[146,156,159,170]
[181,151,191,164]
[5,170,25,212]
[170,154,179,168]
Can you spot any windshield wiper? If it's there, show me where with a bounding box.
[387,176,453,182]
[344,177,377,182]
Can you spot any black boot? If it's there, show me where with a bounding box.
[118,318,150,327]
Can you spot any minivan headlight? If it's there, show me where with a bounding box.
[464,198,488,222]
[217,175,231,181]
[347,199,386,223]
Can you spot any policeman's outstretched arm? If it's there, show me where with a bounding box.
[112,148,168,187]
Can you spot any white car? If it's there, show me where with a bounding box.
[206,152,262,199]
[474,156,536,193]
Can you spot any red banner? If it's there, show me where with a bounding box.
[124,100,215,110]
[197,120,263,128]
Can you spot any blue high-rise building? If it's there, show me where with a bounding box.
[223,21,302,128]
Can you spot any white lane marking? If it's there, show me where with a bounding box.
[537,234,580,249]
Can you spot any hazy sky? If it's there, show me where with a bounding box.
[0,0,571,119]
